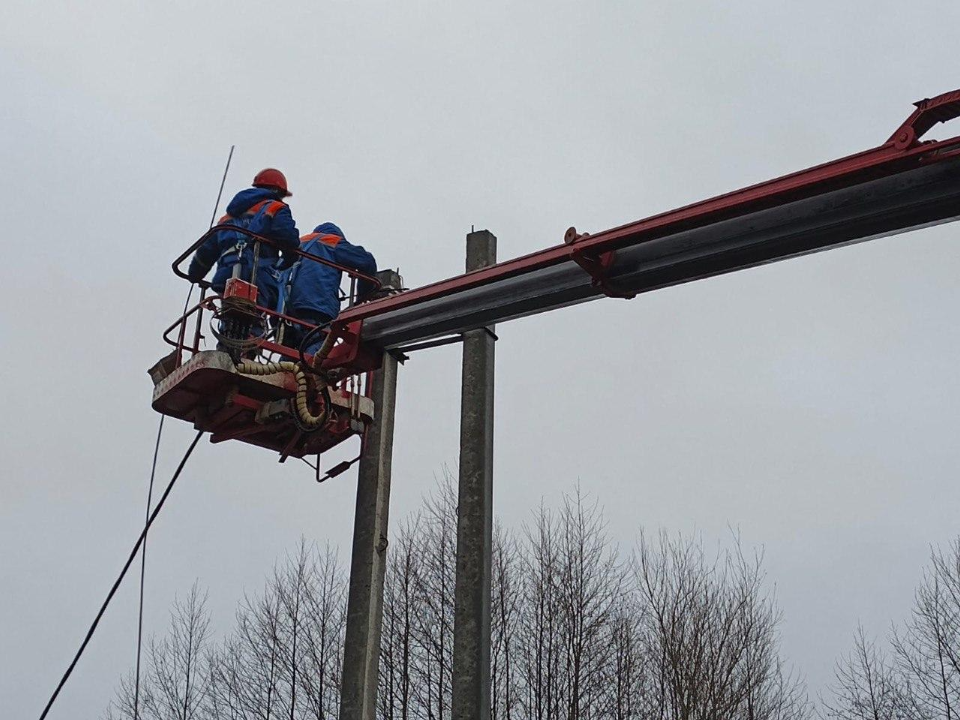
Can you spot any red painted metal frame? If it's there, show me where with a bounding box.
[157,222,386,460]
[165,225,384,373]
[336,88,960,325]
[563,229,637,300]
[151,349,372,458]
[161,294,378,373]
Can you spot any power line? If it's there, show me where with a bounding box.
[132,144,234,719]
[132,415,164,719]
[38,430,203,720]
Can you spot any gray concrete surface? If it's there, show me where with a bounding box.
[452,230,497,719]
[339,355,399,720]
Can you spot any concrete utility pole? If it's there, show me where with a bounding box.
[339,354,399,720]
[451,229,497,719]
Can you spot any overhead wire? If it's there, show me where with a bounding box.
[132,144,235,720]
[132,415,164,719]
[38,431,203,720]
[132,285,196,720]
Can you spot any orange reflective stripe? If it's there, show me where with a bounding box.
[300,232,340,247]
[242,200,269,216]
[218,213,233,223]
[242,199,285,218]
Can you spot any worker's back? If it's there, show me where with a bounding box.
[286,223,377,322]
[188,185,299,309]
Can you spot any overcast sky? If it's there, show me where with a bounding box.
[3,1,960,717]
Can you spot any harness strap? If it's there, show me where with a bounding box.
[217,199,287,263]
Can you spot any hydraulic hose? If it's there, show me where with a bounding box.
[235,360,329,428]
[298,321,337,371]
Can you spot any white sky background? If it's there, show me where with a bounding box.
[2,0,960,716]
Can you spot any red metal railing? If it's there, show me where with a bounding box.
[164,225,383,370]
[172,224,381,297]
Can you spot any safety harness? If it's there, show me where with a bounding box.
[216,199,287,266]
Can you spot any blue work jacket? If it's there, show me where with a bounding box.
[284,223,377,321]
[188,187,299,307]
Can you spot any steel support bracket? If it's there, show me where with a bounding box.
[320,320,383,374]
[564,227,636,299]
[888,89,960,150]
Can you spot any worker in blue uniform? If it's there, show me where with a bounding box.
[282,222,377,355]
[187,168,300,311]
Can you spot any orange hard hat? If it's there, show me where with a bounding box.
[252,168,291,197]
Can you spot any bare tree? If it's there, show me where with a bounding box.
[149,582,212,720]
[378,478,523,720]
[891,541,960,720]
[106,582,211,720]
[410,474,458,718]
[107,543,346,720]
[517,501,564,719]
[380,516,422,720]
[513,491,628,719]
[105,670,154,720]
[105,482,812,720]
[491,524,521,720]
[824,627,906,720]
[602,596,654,720]
[299,543,346,719]
[208,585,283,719]
[276,541,311,719]
[825,540,960,720]
[205,540,346,720]
[634,532,808,720]
[556,489,623,718]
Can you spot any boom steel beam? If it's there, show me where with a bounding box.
[338,90,960,351]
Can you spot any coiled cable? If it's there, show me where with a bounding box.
[235,360,329,429]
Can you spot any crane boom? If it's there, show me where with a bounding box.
[155,88,960,460]
[341,90,960,350]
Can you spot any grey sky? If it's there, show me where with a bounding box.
[3,1,960,716]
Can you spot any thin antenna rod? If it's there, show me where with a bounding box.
[209,144,236,228]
